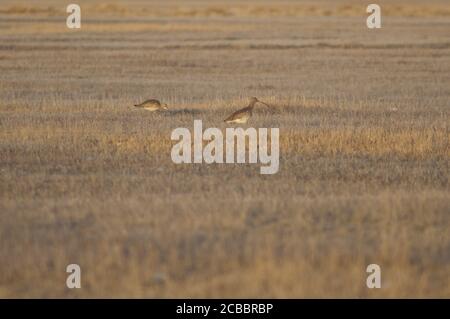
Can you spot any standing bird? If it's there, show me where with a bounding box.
[224,97,270,124]
[134,99,168,112]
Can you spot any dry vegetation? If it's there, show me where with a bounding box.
[0,0,449,298]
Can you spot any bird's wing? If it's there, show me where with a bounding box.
[137,99,161,106]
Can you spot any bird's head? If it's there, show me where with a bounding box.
[163,103,169,110]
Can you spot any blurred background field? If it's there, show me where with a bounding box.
[0,0,449,297]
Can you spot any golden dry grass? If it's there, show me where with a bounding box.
[0,0,449,298]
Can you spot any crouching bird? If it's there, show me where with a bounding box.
[134,99,168,111]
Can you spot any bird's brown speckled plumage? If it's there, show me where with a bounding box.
[134,99,168,111]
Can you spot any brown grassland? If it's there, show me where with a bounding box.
[0,0,449,297]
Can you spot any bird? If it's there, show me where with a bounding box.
[223,97,271,124]
[134,99,168,111]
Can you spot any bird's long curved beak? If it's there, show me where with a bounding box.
[258,101,271,108]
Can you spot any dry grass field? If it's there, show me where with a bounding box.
[0,0,449,298]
